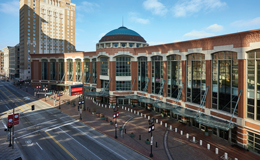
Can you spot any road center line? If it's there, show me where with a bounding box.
[71,124,127,160]
[59,128,102,160]
[36,142,43,150]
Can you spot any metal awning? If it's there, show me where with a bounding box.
[85,91,109,97]
[195,115,235,131]
[171,107,198,119]
[84,86,96,90]
[124,95,140,99]
[138,97,157,104]
[153,102,174,110]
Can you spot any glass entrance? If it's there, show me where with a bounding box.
[117,97,129,105]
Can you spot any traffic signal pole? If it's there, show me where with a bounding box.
[12,103,14,149]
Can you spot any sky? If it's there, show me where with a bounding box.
[0,0,260,52]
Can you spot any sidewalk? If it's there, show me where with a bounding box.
[19,84,259,160]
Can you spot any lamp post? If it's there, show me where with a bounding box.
[113,106,119,139]
[148,118,155,157]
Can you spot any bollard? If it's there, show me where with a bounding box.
[170,125,172,131]
[160,121,162,125]
[141,113,143,117]
[148,116,150,120]
[156,119,158,123]
[139,135,141,140]
[215,148,218,154]
[144,114,146,118]
[122,106,124,109]
[180,130,183,135]
[105,105,107,108]
[125,108,127,111]
[234,158,238,160]
[165,123,167,128]
[175,128,177,132]
[125,129,126,134]
[200,140,202,146]
[102,104,103,107]
[134,110,136,114]
[224,153,228,160]
[193,137,195,142]
[131,109,133,113]
[137,112,139,115]
[186,133,189,138]
[106,118,108,122]
[156,142,158,148]
[128,108,130,111]
[207,144,210,150]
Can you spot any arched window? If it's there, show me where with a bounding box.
[41,59,48,80]
[138,57,148,91]
[167,55,182,98]
[187,53,206,105]
[50,59,56,80]
[247,49,260,120]
[100,57,109,76]
[75,59,81,82]
[151,56,163,95]
[58,59,64,81]
[84,58,90,83]
[92,58,96,84]
[116,56,131,76]
[67,59,73,81]
[212,51,238,114]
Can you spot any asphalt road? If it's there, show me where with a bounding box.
[0,82,149,160]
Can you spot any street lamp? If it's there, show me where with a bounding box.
[148,118,155,157]
[113,106,119,139]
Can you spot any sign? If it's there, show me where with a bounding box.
[82,100,84,104]
[148,126,151,133]
[36,85,41,89]
[57,93,63,97]
[152,124,155,131]
[69,84,83,96]
[113,113,116,119]
[78,101,81,105]
[116,112,119,118]
[7,113,19,127]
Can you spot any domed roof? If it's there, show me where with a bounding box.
[99,26,146,43]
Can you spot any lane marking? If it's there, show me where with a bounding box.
[36,142,43,150]
[164,130,173,160]
[1,119,7,129]
[0,90,24,111]
[19,108,57,117]
[59,128,102,160]
[71,124,127,160]
[45,131,77,160]
[45,120,78,132]
[15,120,77,139]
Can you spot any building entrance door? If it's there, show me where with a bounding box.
[117,97,129,105]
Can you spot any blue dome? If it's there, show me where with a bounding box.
[104,26,142,37]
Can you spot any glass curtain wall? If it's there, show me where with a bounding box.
[84,58,90,83]
[100,57,109,75]
[248,131,260,154]
[138,57,148,91]
[187,53,206,104]
[116,56,131,76]
[67,59,73,81]
[50,59,56,80]
[151,56,163,95]
[41,59,48,80]
[247,49,260,120]
[212,51,238,115]
[116,81,131,90]
[92,58,96,84]
[167,55,182,98]
[101,80,109,92]
[58,59,64,81]
[75,59,81,82]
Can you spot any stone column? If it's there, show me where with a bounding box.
[205,60,211,109]
[163,61,167,97]
[131,61,138,91]
[109,95,116,106]
[237,126,247,147]
[148,61,151,94]
[96,61,101,89]
[238,59,246,119]
[109,61,116,91]
[181,60,186,102]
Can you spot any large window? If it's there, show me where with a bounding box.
[41,59,48,80]
[247,49,260,120]
[151,56,163,95]
[138,57,148,91]
[116,81,131,91]
[50,59,56,80]
[58,59,64,81]
[75,59,81,82]
[167,55,182,98]
[116,56,131,76]
[212,51,238,115]
[84,58,90,83]
[67,59,73,81]
[100,57,109,76]
[248,131,260,154]
[92,58,96,84]
[187,53,206,105]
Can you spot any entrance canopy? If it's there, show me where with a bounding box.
[138,97,157,104]
[85,91,109,97]
[84,86,96,90]
[124,95,140,99]
[153,102,174,110]
[171,107,198,119]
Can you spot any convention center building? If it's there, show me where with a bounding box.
[30,26,260,154]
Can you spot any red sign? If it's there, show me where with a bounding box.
[113,113,116,119]
[57,93,63,97]
[71,87,83,92]
[7,113,19,127]
[69,84,83,96]
[36,85,41,89]
[116,112,119,118]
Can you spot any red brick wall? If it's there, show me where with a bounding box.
[182,61,186,102]
[238,60,246,119]
[205,60,211,109]
[131,61,138,91]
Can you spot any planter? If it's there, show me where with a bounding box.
[131,105,134,107]
[119,127,123,131]
[71,104,75,107]
[62,100,65,102]
[66,102,70,105]
[130,133,135,137]
[205,132,209,136]
[100,117,105,120]
[147,107,151,110]
[145,140,150,144]
[161,114,164,117]
[92,112,96,115]
[50,97,53,99]
[109,121,113,125]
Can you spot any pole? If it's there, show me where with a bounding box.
[45,87,46,101]
[59,92,60,109]
[12,103,14,149]
[8,128,11,147]
[150,129,153,157]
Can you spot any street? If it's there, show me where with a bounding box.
[0,82,149,160]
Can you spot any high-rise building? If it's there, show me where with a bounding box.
[0,50,4,77]
[3,46,15,79]
[19,0,76,79]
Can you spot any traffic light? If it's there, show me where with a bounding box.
[31,105,35,110]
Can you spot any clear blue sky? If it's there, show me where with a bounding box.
[0,0,260,51]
